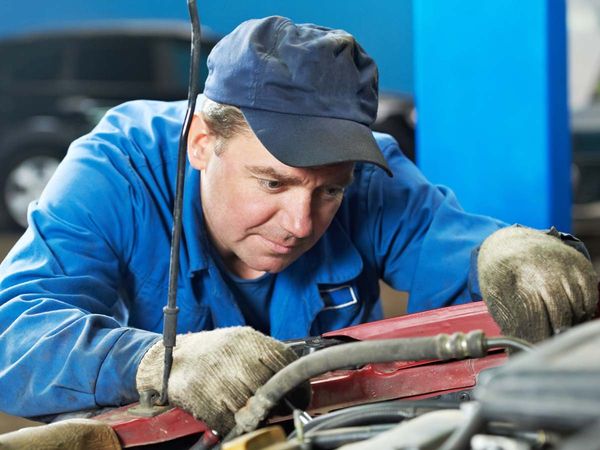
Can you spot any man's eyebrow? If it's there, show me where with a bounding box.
[246,165,355,187]
[246,166,302,184]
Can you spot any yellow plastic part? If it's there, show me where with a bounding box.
[222,425,287,450]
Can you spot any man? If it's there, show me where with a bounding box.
[0,16,597,436]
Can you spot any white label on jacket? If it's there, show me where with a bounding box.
[319,284,358,311]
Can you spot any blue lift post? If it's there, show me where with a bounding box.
[413,0,571,231]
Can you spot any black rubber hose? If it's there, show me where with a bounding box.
[226,331,487,441]
[304,404,458,435]
[288,399,460,440]
[306,425,395,449]
[306,409,413,433]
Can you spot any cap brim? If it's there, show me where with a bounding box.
[240,107,393,177]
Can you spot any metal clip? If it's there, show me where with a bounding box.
[128,389,172,417]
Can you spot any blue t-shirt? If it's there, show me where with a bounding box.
[210,246,275,334]
[222,271,275,334]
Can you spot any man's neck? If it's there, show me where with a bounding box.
[225,258,266,280]
[204,228,266,280]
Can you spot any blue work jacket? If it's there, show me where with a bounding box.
[0,100,505,418]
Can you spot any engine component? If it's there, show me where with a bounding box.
[475,319,600,431]
[470,434,531,450]
[301,425,395,449]
[329,409,465,450]
[83,303,510,447]
[289,399,459,440]
[227,330,528,441]
[557,419,600,450]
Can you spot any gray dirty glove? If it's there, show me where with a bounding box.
[478,226,599,343]
[136,326,298,436]
[0,419,120,450]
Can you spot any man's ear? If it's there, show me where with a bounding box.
[188,114,216,170]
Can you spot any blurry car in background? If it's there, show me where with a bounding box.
[572,102,600,234]
[0,21,218,229]
[373,92,415,162]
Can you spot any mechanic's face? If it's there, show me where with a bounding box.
[188,115,354,279]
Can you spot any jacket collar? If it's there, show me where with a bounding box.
[182,164,210,275]
[294,217,364,284]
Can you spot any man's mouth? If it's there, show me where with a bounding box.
[260,236,298,255]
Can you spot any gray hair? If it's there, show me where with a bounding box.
[196,95,251,154]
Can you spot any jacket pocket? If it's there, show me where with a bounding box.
[312,284,361,334]
[319,284,359,311]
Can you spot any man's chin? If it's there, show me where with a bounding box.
[246,254,298,275]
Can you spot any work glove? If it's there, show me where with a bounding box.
[136,326,298,436]
[0,419,121,450]
[478,226,599,343]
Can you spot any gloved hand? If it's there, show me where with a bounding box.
[0,419,120,450]
[136,326,298,436]
[478,226,599,343]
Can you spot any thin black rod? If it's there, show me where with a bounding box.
[158,0,202,406]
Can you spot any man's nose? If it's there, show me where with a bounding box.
[282,194,314,239]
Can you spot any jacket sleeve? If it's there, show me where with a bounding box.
[0,134,161,418]
[362,133,507,312]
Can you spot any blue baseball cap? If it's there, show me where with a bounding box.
[202,16,392,176]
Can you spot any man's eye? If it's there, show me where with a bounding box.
[259,179,282,190]
[324,187,345,198]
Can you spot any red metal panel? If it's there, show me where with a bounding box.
[308,353,505,413]
[323,301,501,341]
[309,302,505,412]
[96,303,505,445]
[94,404,216,448]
